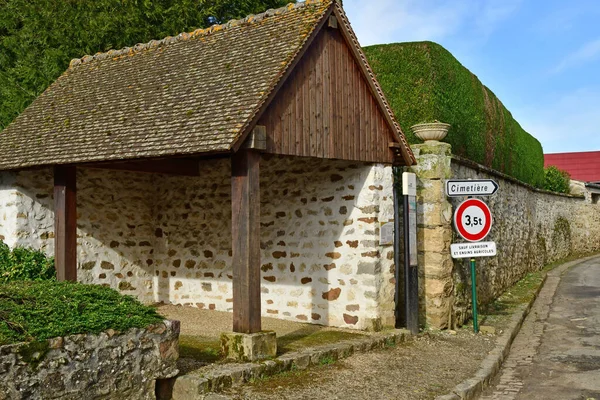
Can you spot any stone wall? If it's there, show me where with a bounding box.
[0,155,397,330]
[0,168,157,303]
[0,320,179,400]
[409,142,600,329]
[151,155,396,330]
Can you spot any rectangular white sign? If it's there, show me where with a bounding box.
[451,241,497,259]
[408,196,417,266]
[403,172,417,196]
[446,179,498,197]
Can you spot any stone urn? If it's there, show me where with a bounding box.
[410,122,451,142]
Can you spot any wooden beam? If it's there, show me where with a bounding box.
[241,126,267,151]
[231,149,262,333]
[328,15,338,29]
[54,165,77,282]
[85,158,200,176]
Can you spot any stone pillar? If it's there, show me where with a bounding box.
[408,142,454,329]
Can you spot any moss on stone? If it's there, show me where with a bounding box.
[17,340,49,370]
[277,329,365,354]
[179,335,222,363]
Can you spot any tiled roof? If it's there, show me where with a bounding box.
[0,0,332,170]
[545,151,600,182]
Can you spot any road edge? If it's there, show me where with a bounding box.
[435,254,600,400]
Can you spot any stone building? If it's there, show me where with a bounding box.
[0,0,415,332]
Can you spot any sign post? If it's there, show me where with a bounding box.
[448,179,498,333]
[403,172,418,335]
[470,258,478,333]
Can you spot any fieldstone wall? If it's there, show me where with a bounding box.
[0,168,157,303]
[0,171,19,247]
[0,155,397,330]
[408,143,454,329]
[0,320,179,400]
[152,155,396,330]
[410,141,600,329]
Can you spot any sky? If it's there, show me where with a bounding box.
[344,0,600,154]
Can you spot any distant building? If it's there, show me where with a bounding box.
[544,151,600,183]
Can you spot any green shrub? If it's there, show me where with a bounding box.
[0,281,163,345]
[0,241,55,283]
[544,166,571,194]
[363,41,545,187]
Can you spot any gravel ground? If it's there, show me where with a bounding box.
[157,305,498,399]
[222,329,496,400]
[157,304,355,338]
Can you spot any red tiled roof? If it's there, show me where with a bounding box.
[544,151,600,182]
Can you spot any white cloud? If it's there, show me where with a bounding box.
[550,38,600,74]
[473,0,522,37]
[344,0,521,46]
[514,88,600,153]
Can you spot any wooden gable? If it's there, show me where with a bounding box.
[257,21,397,164]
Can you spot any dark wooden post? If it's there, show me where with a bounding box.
[54,165,77,282]
[231,148,261,333]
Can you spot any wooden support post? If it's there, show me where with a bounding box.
[54,165,77,282]
[231,149,261,333]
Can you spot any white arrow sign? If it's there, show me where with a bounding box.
[446,179,499,197]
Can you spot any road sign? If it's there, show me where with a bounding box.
[446,179,499,197]
[451,241,496,259]
[453,198,492,242]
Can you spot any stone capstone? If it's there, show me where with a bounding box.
[220,331,277,362]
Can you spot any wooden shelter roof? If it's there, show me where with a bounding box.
[0,0,415,170]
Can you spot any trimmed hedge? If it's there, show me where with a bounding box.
[0,281,163,345]
[363,41,545,187]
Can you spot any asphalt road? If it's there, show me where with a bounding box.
[483,256,600,400]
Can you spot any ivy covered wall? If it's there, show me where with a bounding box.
[364,41,545,188]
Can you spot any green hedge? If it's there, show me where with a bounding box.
[544,166,571,194]
[363,41,545,187]
[0,281,163,345]
[0,241,55,283]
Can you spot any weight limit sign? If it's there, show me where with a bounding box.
[453,198,492,242]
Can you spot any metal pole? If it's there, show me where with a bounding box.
[393,167,404,328]
[470,257,479,333]
[403,194,411,331]
[404,195,419,335]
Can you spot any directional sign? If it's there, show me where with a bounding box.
[453,198,492,242]
[451,241,496,259]
[446,179,499,197]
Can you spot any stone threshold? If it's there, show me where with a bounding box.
[435,255,600,400]
[164,329,411,399]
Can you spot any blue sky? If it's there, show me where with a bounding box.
[344,0,600,154]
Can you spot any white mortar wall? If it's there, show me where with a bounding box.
[0,171,19,248]
[151,155,396,330]
[0,156,397,330]
[3,168,156,303]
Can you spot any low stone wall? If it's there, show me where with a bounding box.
[0,320,179,400]
[409,142,600,329]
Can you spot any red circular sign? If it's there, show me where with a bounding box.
[453,199,492,242]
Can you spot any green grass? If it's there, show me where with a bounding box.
[363,41,545,187]
[277,328,365,355]
[0,281,163,345]
[179,334,223,363]
[480,253,600,328]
